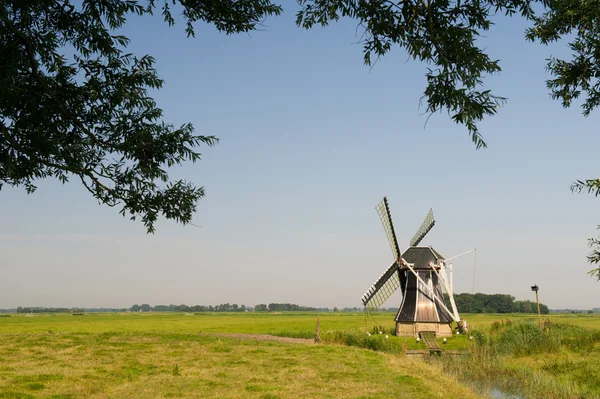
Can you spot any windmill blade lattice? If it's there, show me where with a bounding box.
[409,208,435,247]
[361,263,402,311]
[376,197,401,260]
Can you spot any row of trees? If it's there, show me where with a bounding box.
[448,293,550,314]
[16,307,73,313]
[254,303,317,312]
[14,296,552,314]
[16,307,131,313]
[129,303,318,312]
[130,303,249,312]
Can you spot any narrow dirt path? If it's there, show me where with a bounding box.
[203,333,314,345]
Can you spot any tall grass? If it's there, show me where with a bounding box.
[268,328,409,353]
[471,320,600,356]
[323,330,408,354]
[433,320,600,399]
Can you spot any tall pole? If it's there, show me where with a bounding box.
[531,285,541,327]
[536,290,541,326]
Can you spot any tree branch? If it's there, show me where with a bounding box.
[0,121,114,194]
[0,5,109,148]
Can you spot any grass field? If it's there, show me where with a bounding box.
[3,312,599,335]
[0,312,390,335]
[461,313,600,330]
[1,312,599,398]
[0,312,474,399]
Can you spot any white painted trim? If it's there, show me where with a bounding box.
[430,271,440,322]
[414,270,419,322]
[402,259,459,323]
[429,261,460,321]
[396,271,409,321]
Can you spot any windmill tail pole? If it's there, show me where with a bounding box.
[536,291,542,328]
[444,248,476,263]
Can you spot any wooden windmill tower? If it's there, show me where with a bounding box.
[361,197,472,338]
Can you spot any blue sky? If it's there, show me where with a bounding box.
[1,3,598,310]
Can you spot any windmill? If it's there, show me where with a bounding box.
[361,196,473,338]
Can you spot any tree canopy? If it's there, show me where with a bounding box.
[447,293,550,314]
[2,0,599,236]
[1,0,281,233]
[583,227,600,281]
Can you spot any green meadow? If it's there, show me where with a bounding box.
[0,312,599,398]
[0,312,391,335]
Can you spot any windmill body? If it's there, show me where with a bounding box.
[394,247,454,337]
[361,197,468,338]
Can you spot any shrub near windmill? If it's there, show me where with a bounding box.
[361,197,474,338]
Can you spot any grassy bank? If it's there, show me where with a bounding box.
[431,319,600,399]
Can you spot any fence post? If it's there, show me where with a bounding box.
[314,317,321,343]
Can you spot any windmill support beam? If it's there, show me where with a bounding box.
[428,262,460,322]
[402,260,460,323]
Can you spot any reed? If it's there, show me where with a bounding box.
[432,320,600,398]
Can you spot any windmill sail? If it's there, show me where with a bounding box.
[361,262,402,311]
[409,208,435,247]
[376,197,401,260]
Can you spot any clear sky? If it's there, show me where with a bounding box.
[1,4,599,310]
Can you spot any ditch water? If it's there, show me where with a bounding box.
[487,387,524,399]
[469,380,525,399]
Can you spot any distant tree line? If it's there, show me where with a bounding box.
[340,307,397,313]
[129,303,318,312]
[16,307,128,313]
[253,303,316,312]
[14,295,556,315]
[11,303,323,314]
[552,309,596,314]
[130,303,249,312]
[17,307,77,313]
[444,293,550,314]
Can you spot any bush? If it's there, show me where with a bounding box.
[323,330,406,354]
[370,325,396,336]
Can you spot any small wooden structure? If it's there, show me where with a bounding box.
[419,331,442,355]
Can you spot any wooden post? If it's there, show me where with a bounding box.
[314,317,321,343]
[535,290,541,327]
[531,284,541,328]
